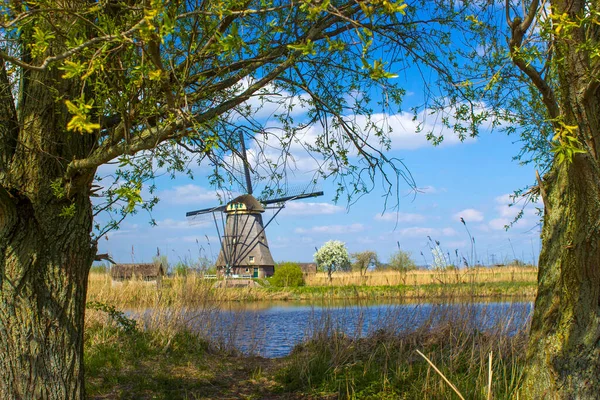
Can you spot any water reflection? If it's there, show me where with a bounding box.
[140,300,533,358]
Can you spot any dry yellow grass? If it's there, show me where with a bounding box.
[304,266,538,286]
[86,266,537,308]
[87,272,266,307]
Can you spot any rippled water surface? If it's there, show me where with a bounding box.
[142,299,533,358]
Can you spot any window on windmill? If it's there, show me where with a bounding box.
[245,268,249,272]
[249,256,255,264]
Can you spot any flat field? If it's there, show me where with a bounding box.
[86,266,537,307]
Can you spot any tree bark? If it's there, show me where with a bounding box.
[0,188,95,399]
[0,23,97,397]
[520,153,600,399]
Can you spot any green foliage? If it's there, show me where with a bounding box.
[172,262,189,277]
[64,97,100,134]
[279,312,527,399]
[351,250,379,274]
[551,121,587,165]
[86,301,138,334]
[59,203,76,218]
[314,241,351,279]
[270,262,305,287]
[29,26,54,58]
[85,324,210,397]
[387,249,416,272]
[0,0,469,243]
[90,264,108,274]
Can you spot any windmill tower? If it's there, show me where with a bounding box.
[186,133,323,278]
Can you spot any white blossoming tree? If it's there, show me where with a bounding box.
[314,240,351,282]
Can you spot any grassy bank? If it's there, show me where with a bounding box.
[87,267,537,307]
[85,303,529,399]
[304,266,537,286]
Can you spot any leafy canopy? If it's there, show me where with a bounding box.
[0,0,475,239]
[314,240,351,275]
[351,250,379,274]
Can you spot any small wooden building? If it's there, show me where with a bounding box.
[110,263,166,284]
[298,263,318,275]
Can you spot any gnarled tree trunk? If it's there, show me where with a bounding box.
[0,189,95,399]
[0,39,96,397]
[520,154,600,398]
[513,0,600,396]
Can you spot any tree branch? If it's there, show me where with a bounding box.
[0,19,144,71]
[507,0,560,122]
[94,253,115,264]
[66,54,297,178]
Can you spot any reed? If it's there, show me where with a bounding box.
[86,266,537,308]
[304,266,538,287]
[84,300,531,398]
[279,303,530,399]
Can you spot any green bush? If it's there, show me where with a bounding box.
[90,263,108,274]
[387,249,417,272]
[270,262,304,287]
[172,262,189,276]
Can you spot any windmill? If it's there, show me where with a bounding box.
[186,133,323,278]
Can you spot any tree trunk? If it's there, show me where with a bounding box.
[520,153,600,398]
[0,23,97,396]
[0,185,95,399]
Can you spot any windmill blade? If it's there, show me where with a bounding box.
[238,131,253,195]
[186,205,226,218]
[262,190,324,205]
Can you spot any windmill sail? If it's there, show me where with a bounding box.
[186,132,324,278]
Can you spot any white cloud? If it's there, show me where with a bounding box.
[416,186,439,194]
[453,208,484,222]
[281,202,344,216]
[375,212,426,223]
[241,103,486,180]
[442,228,458,236]
[156,218,209,230]
[488,193,542,231]
[357,236,376,244]
[295,223,364,234]
[398,227,457,237]
[234,78,311,121]
[489,218,510,231]
[446,240,469,248]
[160,184,222,205]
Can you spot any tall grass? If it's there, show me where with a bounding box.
[87,266,537,308]
[304,266,538,287]
[85,279,532,398]
[279,303,530,399]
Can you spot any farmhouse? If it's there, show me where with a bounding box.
[297,262,318,275]
[110,263,166,284]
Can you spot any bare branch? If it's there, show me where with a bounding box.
[94,253,115,264]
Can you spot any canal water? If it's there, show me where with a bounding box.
[141,300,532,358]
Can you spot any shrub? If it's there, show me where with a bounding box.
[90,263,108,274]
[172,262,189,276]
[387,249,417,272]
[271,262,304,287]
[351,250,379,275]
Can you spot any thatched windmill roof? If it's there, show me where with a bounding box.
[110,263,165,280]
[226,194,264,213]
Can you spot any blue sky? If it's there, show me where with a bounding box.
[96,88,542,267]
